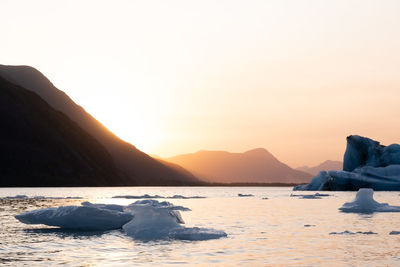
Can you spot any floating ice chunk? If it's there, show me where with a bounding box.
[339,188,400,213]
[81,201,125,212]
[15,199,227,241]
[112,194,163,199]
[290,193,330,199]
[238,194,254,197]
[329,230,377,235]
[171,227,227,241]
[3,195,83,200]
[4,195,28,199]
[122,201,226,241]
[389,231,400,235]
[15,206,133,230]
[167,195,206,199]
[33,196,84,200]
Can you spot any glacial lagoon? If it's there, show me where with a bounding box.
[1,187,400,266]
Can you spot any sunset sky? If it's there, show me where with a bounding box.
[2,0,400,167]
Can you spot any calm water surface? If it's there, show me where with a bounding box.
[1,187,400,266]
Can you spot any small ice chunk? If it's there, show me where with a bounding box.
[15,206,133,230]
[112,194,163,199]
[339,188,400,213]
[290,193,329,199]
[5,195,28,199]
[329,230,377,235]
[238,194,254,197]
[167,195,206,199]
[171,227,227,240]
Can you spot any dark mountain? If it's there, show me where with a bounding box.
[296,160,342,176]
[166,148,312,184]
[0,65,200,185]
[0,76,124,186]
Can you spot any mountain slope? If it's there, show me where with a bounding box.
[0,76,123,186]
[0,65,199,185]
[296,160,342,176]
[166,148,312,183]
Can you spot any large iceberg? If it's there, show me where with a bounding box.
[339,188,400,213]
[294,135,400,191]
[15,200,227,241]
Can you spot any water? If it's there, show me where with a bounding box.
[1,187,400,266]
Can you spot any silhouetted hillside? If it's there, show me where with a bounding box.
[0,76,124,186]
[296,160,342,176]
[166,148,312,183]
[0,65,200,185]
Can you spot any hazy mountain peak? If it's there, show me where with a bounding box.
[166,148,311,184]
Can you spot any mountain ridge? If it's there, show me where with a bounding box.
[166,148,312,184]
[0,64,200,185]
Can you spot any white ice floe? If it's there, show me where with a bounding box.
[15,206,134,230]
[15,199,226,241]
[339,188,400,213]
[238,194,254,197]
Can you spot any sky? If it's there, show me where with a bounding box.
[1,0,400,167]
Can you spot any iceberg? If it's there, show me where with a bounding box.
[15,205,134,230]
[339,188,400,213]
[294,135,400,191]
[15,199,227,241]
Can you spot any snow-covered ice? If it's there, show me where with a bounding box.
[294,135,400,191]
[339,188,400,213]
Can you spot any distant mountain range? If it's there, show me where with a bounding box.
[166,148,312,184]
[0,65,200,186]
[296,160,342,176]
